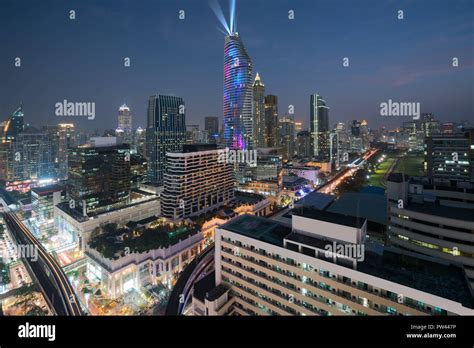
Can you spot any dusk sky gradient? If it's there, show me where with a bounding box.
[0,0,473,132]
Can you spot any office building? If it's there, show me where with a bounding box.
[1,106,24,143]
[118,104,132,131]
[68,141,131,216]
[264,95,279,148]
[310,94,329,160]
[279,115,295,161]
[296,131,312,159]
[8,127,55,182]
[146,95,186,184]
[252,73,265,148]
[43,123,75,180]
[31,184,65,235]
[425,130,473,182]
[205,117,219,143]
[133,127,146,157]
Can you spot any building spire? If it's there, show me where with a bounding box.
[254,72,264,87]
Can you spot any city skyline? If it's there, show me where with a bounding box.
[1,0,473,132]
[1,1,474,343]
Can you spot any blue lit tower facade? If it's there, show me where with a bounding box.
[146,95,186,184]
[223,33,254,150]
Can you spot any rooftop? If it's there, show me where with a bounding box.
[359,248,474,309]
[297,191,334,210]
[292,207,366,229]
[31,184,64,196]
[182,144,218,153]
[89,221,200,260]
[327,192,387,225]
[221,214,292,247]
[234,191,266,205]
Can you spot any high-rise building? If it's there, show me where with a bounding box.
[310,94,329,160]
[420,113,440,137]
[1,106,24,143]
[133,127,146,157]
[118,104,132,131]
[252,73,265,148]
[0,106,25,182]
[31,184,65,235]
[68,141,131,216]
[351,120,361,137]
[117,104,133,145]
[193,211,473,316]
[279,115,295,161]
[264,95,279,148]
[294,121,303,137]
[360,120,370,151]
[425,130,474,182]
[205,116,219,143]
[223,33,254,150]
[186,125,208,144]
[387,174,474,287]
[43,123,75,180]
[146,95,186,184]
[161,144,234,219]
[296,131,311,158]
[8,127,55,182]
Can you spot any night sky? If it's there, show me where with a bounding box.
[0,0,472,132]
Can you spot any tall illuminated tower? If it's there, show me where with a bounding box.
[146,95,186,184]
[223,32,254,150]
[310,94,330,160]
[252,73,265,148]
[118,104,132,131]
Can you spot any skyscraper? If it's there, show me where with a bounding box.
[68,142,131,216]
[425,129,474,182]
[43,123,75,180]
[1,105,24,143]
[279,115,295,160]
[0,106,25,182]
[118,104,132,131]
[204,116,219,143]
[264,95,279,148]
[252,73,265,148]
[297,131,311,158]
[223,33,253,150]
[146,95,186,184]
[310,94,329,160]
[117,104,133,145]
[10,127,55,182]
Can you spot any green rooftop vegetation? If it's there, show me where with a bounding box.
[89,221,200,260]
